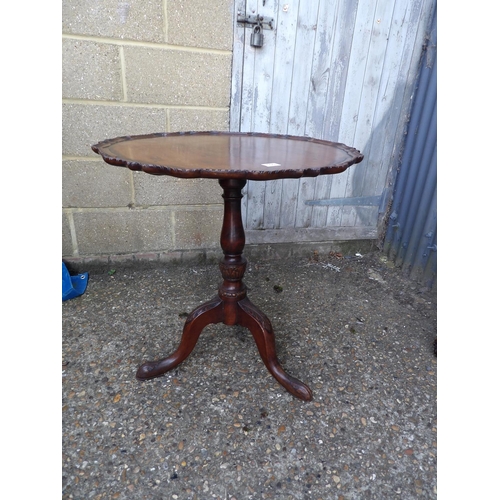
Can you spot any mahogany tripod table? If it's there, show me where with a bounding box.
[92,132,363,401]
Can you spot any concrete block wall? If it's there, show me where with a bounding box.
[62,0,234,264]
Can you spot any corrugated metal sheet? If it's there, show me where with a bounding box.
[383,5,437,289]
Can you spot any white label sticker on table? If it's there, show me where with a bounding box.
[262,163,281,167]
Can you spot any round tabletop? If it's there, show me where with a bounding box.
[92,131,363,181]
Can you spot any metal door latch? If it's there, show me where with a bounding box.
[237,13,274,31]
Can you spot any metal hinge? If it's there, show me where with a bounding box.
[305,195,382,207]
[305,192,387,213]
[306,189,390,214]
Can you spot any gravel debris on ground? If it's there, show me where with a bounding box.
[62,250,437,499]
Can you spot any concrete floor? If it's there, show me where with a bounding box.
[62,250,437,499]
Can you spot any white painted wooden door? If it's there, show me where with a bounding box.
[230,0,436,245]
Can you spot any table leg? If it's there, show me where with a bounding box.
[136,296,223,380]
[136,178,313,401]
[238,297,313,401]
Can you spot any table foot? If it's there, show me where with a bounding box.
[238,298,313,401]
[136,296,223,381]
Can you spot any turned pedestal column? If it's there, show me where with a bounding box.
[136,178,313,401]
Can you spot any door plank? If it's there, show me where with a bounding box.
[310,0,359,228]
[325,0,379,227]
[280,1,321,228]
[230,0,248,224]
[242,0,279,229]
[263,0,301,228]
[340,0,397,227]
[296,0,341,229]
